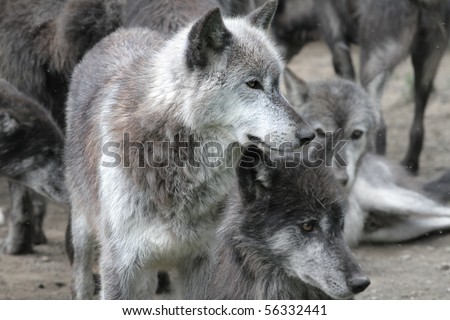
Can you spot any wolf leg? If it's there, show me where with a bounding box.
[317,0,355,80]
[2,182,34,254]
[99,244,158,300]
[362,215,450,243]
[70,210,96,299]
[402,14,449,173]
[178,254,211,299]
[356,182,450,218]
[31,193,47,245]
[359,1,417,155]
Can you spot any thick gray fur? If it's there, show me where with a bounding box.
[0,0,124,255]
[283,69,450,246]
[188,148,370,299]
[65,1,316,299]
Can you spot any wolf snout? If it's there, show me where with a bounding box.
[295,127,315,147]
[348,275,371,294]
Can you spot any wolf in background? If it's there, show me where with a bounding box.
[283,68,450,246]
[0,0,125,255]
[230,0,450,173]
[0,79,67,254]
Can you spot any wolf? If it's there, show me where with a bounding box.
[359,0,450,170]
[255,0,450,173]
[0,0,125,127]
[0,79,67,254]
[218,0,354,74]
[283,69,450,246]
[65,1,315,299]
[189,146,370,299]
[0,0,124,253]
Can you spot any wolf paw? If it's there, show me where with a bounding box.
[33,230,48,245]
[2,237,34,255]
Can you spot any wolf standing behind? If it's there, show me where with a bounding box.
[66,1,315,299]
[283,69,450,246]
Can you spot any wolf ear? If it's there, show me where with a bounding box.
[246,0,278,30]
[0,111,18,134]
[282,68,309,106]
[186,8,232,70]
[237,146,273,202]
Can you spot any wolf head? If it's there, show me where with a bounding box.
[283,69,376,188]
[232,146,370,299]
[168,1,315,151]
[0,80,67,203]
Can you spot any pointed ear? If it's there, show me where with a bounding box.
[186,8,232,70]
[237,146,273,202]
[0,111,18,134]
[283,68,309,106]
[246,0,278,30]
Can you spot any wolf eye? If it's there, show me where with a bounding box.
[301,221,316,232]
[246,80,263,90]
[351,130,363,140]
[316,128,326,138]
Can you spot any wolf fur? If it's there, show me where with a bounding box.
[0,0,123,256]
[66,1,315,299]
[189,146,370,299]
[0,0,125,126]
[0,79,67,254]
[125,0,221,34]
[260,0,450,173]
[425,170,450,202]
[283,69,450,246]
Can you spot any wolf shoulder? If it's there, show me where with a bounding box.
[68,27,165,108]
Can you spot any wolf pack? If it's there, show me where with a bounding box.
[1,0,450,300]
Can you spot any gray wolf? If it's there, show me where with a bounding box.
[0,0,125,127]
[66,1,315,299]
[283,69,450,246]
[125,0,221,34]
[0,0,124,254]
[0,79,67,254]
[265,0,450,173]
[191,146,370,299]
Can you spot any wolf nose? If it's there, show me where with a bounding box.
[296,128,315,146]
[348,276,371,294]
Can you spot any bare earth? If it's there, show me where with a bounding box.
[1,43,450,300]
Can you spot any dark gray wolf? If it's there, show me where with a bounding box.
[66,1,315,299]
[192,146,370,299]
[0,0,124,254]
[283,69,450,246]
[0,79,67,254]
[0,0,125,127]
[265,0,450,173]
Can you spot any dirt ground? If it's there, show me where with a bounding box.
[1,42,450,300]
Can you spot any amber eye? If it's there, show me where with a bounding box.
[301,221,316,232]
[351,130,363,140]
[246,80,263,90]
